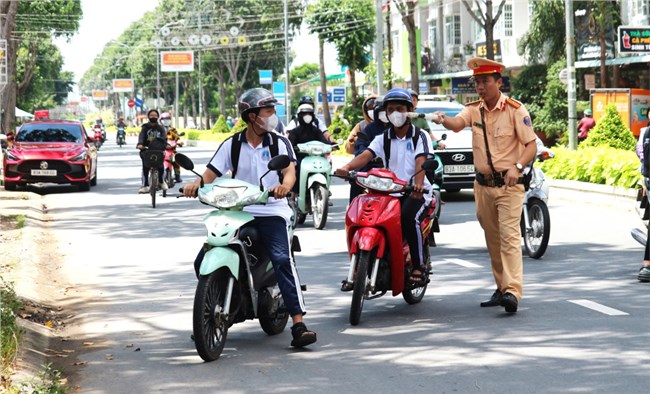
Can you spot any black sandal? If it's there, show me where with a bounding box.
[290,322,317,348]
[408,269,426,284]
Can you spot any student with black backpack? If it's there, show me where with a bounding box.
[182,88,317,348]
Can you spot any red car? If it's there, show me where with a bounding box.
[2,120,98,191]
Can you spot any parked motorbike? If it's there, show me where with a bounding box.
[163,132,185,198]
[293,140,339,229]
[116,126,126,147]
[175,153,302,362]
[521,145,554,259]
[337,159,439,326]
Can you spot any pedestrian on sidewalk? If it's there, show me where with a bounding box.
[635,117,650,282]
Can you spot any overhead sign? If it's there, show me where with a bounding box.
[161,51,194,72]
[316,86,346,104]
[259,70,273,85]
[112,79,134,93]
[618,26,650,53]
[92,89,110,100]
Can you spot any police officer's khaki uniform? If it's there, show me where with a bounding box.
[458,93,536,301]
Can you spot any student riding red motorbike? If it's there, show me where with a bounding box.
[335,87,439,326]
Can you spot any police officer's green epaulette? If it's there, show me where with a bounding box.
[505,97,522,109]
[465,99,481,106]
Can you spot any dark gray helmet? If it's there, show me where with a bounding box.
[299,95,314,106]
[239,88,277,121]
[383,88,414,110]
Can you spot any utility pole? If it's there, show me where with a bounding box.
[197,0,203,129]
[375,0,385,94]
[284,0,291,125]
[565,0,577,150]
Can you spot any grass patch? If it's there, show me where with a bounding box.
[1,277,22,388]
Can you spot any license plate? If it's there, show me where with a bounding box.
[444,165,474,174]
[31,169,57,176]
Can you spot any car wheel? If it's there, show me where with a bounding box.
[3,182,17,191]
[90,170,97,186]
[77,179,91,192]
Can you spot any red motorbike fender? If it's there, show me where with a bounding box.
[349,227,386,258]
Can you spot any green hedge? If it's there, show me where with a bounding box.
[539,146,642,189]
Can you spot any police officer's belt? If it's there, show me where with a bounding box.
[475,171,524,187]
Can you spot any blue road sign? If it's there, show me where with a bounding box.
[259,70,273,85]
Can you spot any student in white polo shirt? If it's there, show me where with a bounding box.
[182,87,317,348]
[335,88,433,285]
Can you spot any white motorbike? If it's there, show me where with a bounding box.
[521,144,554,259]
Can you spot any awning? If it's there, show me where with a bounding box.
[15,107,34,118]
[575,54,650,68]
[308,73,346,83]
[421,70,473,80]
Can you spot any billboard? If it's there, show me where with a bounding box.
[92,90,109,100]
[112,79,134,93]
[590,88,650,137]
[575,7,615,61]
[618,26,650,53]
[161,51,194,72]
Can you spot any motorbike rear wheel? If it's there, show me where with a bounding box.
[350,250,371,326]
[163,169,174,197]
[193,268,230,362]
[311,184,329,230]
[523,198,550,259]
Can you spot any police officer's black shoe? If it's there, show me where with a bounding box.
[480,290,503,307]
[500,292,518,313]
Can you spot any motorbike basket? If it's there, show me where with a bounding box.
[141,150,165,168]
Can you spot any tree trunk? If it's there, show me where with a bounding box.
[189,76,197,126]
[318,37,331,127]
[485,0,494,59]
[599,27,607,88]
[386,1,393,89]
[182,77,189,127]
[1,0,19,134]
[402,2,419,91]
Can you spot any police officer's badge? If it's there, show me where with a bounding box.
[523,116,532,127]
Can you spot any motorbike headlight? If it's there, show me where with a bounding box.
[70,151,88,161]
[357,174,406,192]
[204,185,261,208]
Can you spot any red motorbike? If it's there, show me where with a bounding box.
[338,159,439,325]
[92,125,103,150]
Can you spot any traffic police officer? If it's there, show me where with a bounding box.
[433,58,537,313]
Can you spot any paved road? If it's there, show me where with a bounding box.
[8,137,650,393]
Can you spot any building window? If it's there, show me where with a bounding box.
[504,4,512,37]
[445,15,460,45]
[634,0,650,14]
[429,19,437,53]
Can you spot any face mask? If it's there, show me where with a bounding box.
[378,111,388,123]
[302,114,313,124]
[367,110,374,120]
[257,113,278,132]
[149,117,158,123]
[161,119,171,127]
[388,112,408,127]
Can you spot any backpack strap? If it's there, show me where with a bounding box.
[230,131,244,178]
[383,125,421,170]
[231,131,282,181]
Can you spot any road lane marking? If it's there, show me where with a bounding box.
[568,299,629,316]
[431,258,482,268]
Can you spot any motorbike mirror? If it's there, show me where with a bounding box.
[267,154,291,171]
[175,153,194,171]
[332,127,341,134]
[421,158,439,173]
[441,133,447,141]
[337,138,344,145]
[179,132,186,137]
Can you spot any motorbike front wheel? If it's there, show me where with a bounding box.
[523,198,550,259]
[350,250,371,326]
[149,170,158,208]
[311,184,329,230]
[193,268,230,362]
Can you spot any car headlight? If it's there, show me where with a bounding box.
[70,151,88,161]
[357,174,406,192]
[202,185,261,208]
[4,150,19,161]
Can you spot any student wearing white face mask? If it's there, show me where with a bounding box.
[286,103,332,195]
[336,88,433,284]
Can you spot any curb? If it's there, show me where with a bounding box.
[548,178,638,199]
